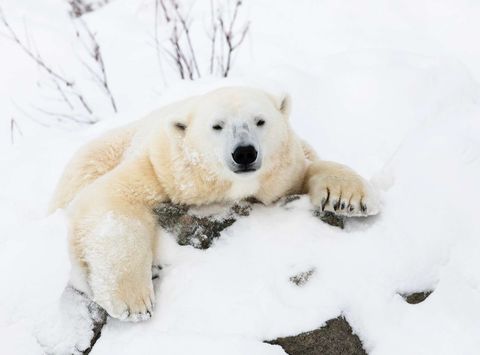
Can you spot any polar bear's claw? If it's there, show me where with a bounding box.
[92,275,155,322]
[308,163,380,218]
[104,294,153,322]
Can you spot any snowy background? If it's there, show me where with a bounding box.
[1,0,480,354]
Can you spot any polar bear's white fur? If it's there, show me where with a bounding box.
[50,87,379,321]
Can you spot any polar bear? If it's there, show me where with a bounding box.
[50,87,379,321]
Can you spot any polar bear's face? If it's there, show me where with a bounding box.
[177,88,291,185]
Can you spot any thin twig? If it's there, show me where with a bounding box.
[10,117,22,144]
[51,77,75,110]
[12,102,51,128]
[217,0,250,77]
[159,0,191,79]
[0,9,73,86]
[169,0,201,78]
[67,0,110,18]
[34,106,97,125]
[154,0,167,82]
[74,19,118,113]
[209,0,217,75]
[0,7,96,118]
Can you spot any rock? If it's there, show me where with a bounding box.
[314,210,345,229]
[401,291,433,304]
[281,195,345,229]
[266,317,367,355]
[154,196,345,249]
[153,200,252,249]
[82,295,108,355]
[36,286,107,355]
[289,268,316,286]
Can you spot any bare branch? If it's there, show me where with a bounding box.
[154,0,167,82]
[170,23,186,79]
[1,13,74,86]
[67,0,111,18]
[0,7,97,120]
[74,19,118,113]
[159,0,171,22]
[12,102,52,128]
[33,106,97,125]
[10,117,22,144]
[232,22,249,50]
[169,0,201,78]
[48,77,74,110]
[156,0,224,80]
[216,0,250,77]
[158,0,184,78]
[209,0,217,75]
[228,0,241,35]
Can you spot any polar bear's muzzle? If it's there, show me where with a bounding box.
[227,122,262,174]
[232,145,259,173]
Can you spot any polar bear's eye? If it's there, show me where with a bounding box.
[174,122,186,131]
[256,119,265,127]
[212,124,223,131]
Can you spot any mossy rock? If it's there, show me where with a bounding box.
[154,195,344,249]
[266,317,367,355]
[401,291,433,304]
[153,200,253,249]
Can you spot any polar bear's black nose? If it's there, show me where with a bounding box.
[232,145,258,165]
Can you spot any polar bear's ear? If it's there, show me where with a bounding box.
[277,93,291,118]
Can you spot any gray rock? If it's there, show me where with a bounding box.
[401,291,433,304]
[289,268,316,286]
[154,196,344,249]
[36,286,107,355]
[154,200,252,249]
[313,210,345,229]
[266,317,367,355]
[82,294,107,355]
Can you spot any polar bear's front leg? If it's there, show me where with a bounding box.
[72,207,156,322]
[304,161,380,216]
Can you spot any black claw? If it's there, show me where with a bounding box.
[333,199,342,211]
[333,200,341,211]
[322,188,330,211]
[341,202,345,210]
[348,205,354,212]
[321,198,327,211]
[359,196,367,213]
[333,192,342,211]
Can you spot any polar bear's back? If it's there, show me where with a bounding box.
[48,123,140,213]
[48,95,199,214]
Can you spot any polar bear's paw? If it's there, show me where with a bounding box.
[308,165,380,217]
[94,279,155,322]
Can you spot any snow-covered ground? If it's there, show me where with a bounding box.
[1,0,480,354]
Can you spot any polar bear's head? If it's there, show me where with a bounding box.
[182,87,290,173]
[155,87,300,204]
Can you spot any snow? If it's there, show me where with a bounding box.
[1,0,480,354]
[36,286,106,355]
